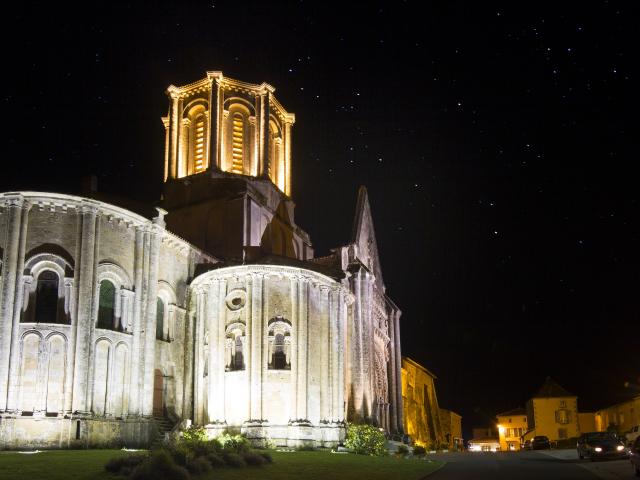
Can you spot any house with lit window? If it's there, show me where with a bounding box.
[594,394,640,435]
[521,377,580,444]
[496,407,528,451]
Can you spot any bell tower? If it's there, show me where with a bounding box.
[163,71,294,195]
[160,72,312,262]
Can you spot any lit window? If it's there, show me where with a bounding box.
[231,113,244,174]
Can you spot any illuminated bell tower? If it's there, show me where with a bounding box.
[161,71,312,261]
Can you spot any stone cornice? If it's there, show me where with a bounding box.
[191,264,346,294]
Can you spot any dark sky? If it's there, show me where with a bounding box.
[2,1,638,435]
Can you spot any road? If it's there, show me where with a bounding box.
[425,449,636,479]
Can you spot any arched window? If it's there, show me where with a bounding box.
[156,297,165,340]
[272,333,287,369]
[268,318,291,370]
[231,112,244,174]
[35,270,59,323]
[97,280,116,330]
[224,327,245,372]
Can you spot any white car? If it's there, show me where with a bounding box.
[626,425,640,445]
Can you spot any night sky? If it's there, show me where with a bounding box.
[1,1,637,436]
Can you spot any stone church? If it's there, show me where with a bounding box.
[0,71,404,449]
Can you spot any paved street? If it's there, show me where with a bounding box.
[425,450,636,480]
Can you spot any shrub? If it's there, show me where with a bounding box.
[259,451,273,464]
[206,452,226,468]
[396,444,409,457]
[186,456,212,475]
[219,433,250,453]
[164,443,190,466]
[223,452,247,468]
[242,450,266,466]
[182,425,208,443]
[413,445,426,456]
[296,444,316,451]
[344,423,388,456]
[130,450,191,480]
[105,454,148,474]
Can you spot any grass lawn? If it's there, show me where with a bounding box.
[0,449,443,480]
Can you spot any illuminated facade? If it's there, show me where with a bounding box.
[0,72,404,449]
[496,407,528,451]
[401,357,445,449]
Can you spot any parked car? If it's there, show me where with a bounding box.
[577,432,628,461]
[626,425,640,446]
[530,436,551,450]
[522,439,532,450]
[630,436,640,477]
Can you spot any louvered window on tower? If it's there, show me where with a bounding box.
[194,117,205,173]
[231,113,244,173]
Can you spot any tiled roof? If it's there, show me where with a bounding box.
[532,377,574,398]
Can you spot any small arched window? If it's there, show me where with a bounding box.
[272,333,287,369]
[35,270,59,324]
[233,336,244,371]
[268,318,291,370]
[156,297,165,340]
[97,280,116,329]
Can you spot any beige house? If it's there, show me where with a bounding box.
[497,408,528,451]
[523,377,580,443]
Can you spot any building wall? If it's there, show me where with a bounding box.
[0,192,210,449]
[578,412,596,433]
[497,413,528,451]
[594,396,640,434]
[526,396,580,441]
[439,408,463,450]
[402,357,444,448]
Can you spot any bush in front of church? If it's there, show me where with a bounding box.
[344,423,388,456]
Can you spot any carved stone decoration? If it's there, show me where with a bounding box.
[225,289,246,311]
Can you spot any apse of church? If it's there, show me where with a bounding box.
[0,71,403,449]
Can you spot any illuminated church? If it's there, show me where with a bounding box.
[0,72,404,448]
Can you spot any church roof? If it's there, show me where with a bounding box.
[350,186,384,286]
[532,377,575,399]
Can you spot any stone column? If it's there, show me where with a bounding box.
[329,288,340,422]
[319,286,330,421]
[296,277,308,420]
[351,271,364,419]
[193,288,205,425]
[258,93,270,178]
[216,279,226,421]
[284,122,292,196]
[393,310,404,434]
[337,291,347,422]
[249,273,263,421]
[207,78,222,172]
[141,221,163,417]
[168,93,180,179]
[288,276,299,421]
[207,278,226,423]
[128,226,145,415]
[70,202,99,414]
[0,195,30,411]
[388,306,398,435]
